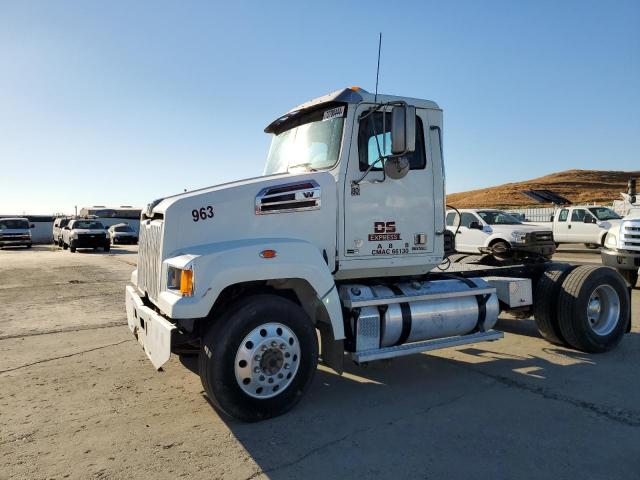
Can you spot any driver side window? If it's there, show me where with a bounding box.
[571,209,586,222]
[357,111,426,171]
[460,212,478,228]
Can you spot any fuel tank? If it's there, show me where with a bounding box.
[341,278,500,351]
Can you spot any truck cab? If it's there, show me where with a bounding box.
[552,206,621,246]
[125,88,632,422]
[0,217,33,249]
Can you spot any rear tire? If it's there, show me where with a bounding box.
[557,266,630,353]
[70,246,76,253]
[199,294,318,422]
[618,268,638,288]
[104,245,110,252]
[533,265,576,346]
[63,242,68,250]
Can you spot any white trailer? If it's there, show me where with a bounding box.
[125,88,632,421]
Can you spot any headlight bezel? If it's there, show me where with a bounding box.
[167,265,194,297]
[510,230,528,244]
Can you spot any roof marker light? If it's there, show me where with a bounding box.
[259,249,277,259]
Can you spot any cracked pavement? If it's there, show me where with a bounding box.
[1,245,639,479]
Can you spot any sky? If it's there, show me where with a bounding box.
[1,0,638,215]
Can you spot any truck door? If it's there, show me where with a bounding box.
[342,105,435,260]
[569,208,597,243]
[554,208,570,241]
[455,212,487,253]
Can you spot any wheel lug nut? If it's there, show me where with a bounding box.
[254,367,260,373]
[261,345,268,351]
[280,343,286,350]
[271,341,278,348]
[284,363,290,370]
[254,355,261,361]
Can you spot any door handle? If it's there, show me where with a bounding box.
[568,225,571,229]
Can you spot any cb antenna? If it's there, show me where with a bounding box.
[374,32,382,103]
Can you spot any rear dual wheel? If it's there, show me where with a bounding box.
[199,295,318,422]
[534,265,630,353]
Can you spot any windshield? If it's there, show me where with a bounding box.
[477,211,523,225]
[74,221,104,229]
[0,219,29,230]
[263,104,346,175]
[114,225,133,232]
[588,207,621,221]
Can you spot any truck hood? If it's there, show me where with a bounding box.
[142,171,338,261]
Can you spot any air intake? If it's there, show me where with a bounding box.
[255,180,321,215]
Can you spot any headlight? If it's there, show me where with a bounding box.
[167,266,194,297]
[511,231,527,243]
[605,234,617,249]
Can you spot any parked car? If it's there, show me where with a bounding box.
[552,206,622,248]
[61,219,110,253]
[52,216,71,247]
[446,209,555,259]
[0,217,33,249]
[108,223,138,244]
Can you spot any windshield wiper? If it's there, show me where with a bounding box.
[288,162,318,172]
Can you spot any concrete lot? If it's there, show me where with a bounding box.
[1,244,638,479]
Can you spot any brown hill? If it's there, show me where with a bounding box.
[447,169,639,208]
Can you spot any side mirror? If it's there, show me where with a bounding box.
[468,221,483,230]
[584,216,595,224]
[550,215,555,222]
[30,224,35,229]
[391,105,416,155]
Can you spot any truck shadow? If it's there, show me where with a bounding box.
[178,325,639,479]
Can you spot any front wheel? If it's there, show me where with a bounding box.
[199,294,318,422]
[69,246,76,253]
[104,245,110,252]
[63,242,68,250]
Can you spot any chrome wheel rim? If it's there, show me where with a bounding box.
[234,323,300,399]
[586,285,620,336]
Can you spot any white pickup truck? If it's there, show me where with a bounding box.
[445,209,555,259]
[61,219,111,253]
[552,206,622,248]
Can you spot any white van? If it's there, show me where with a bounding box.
[0,217,33,249]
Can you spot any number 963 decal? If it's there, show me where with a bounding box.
[192,206,214,222]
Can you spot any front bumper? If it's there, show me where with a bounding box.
[71,236,110,248]
[601,248,640,271]
[125,285,176,369]
[114,235,138,244]
[0,237,31,246]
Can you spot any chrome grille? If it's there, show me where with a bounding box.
[621,220,640,251]
[137,220,164,301]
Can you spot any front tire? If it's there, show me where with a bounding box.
[63,242,68,250]
[70,246,76,253]
[490,240,511,261]
[104,245,110,252]
[199,294,318,422]
[557,266,630,353]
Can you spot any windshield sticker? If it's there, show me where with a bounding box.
[322,106,345,121]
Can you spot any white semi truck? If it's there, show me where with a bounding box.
[125,87,632,421]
